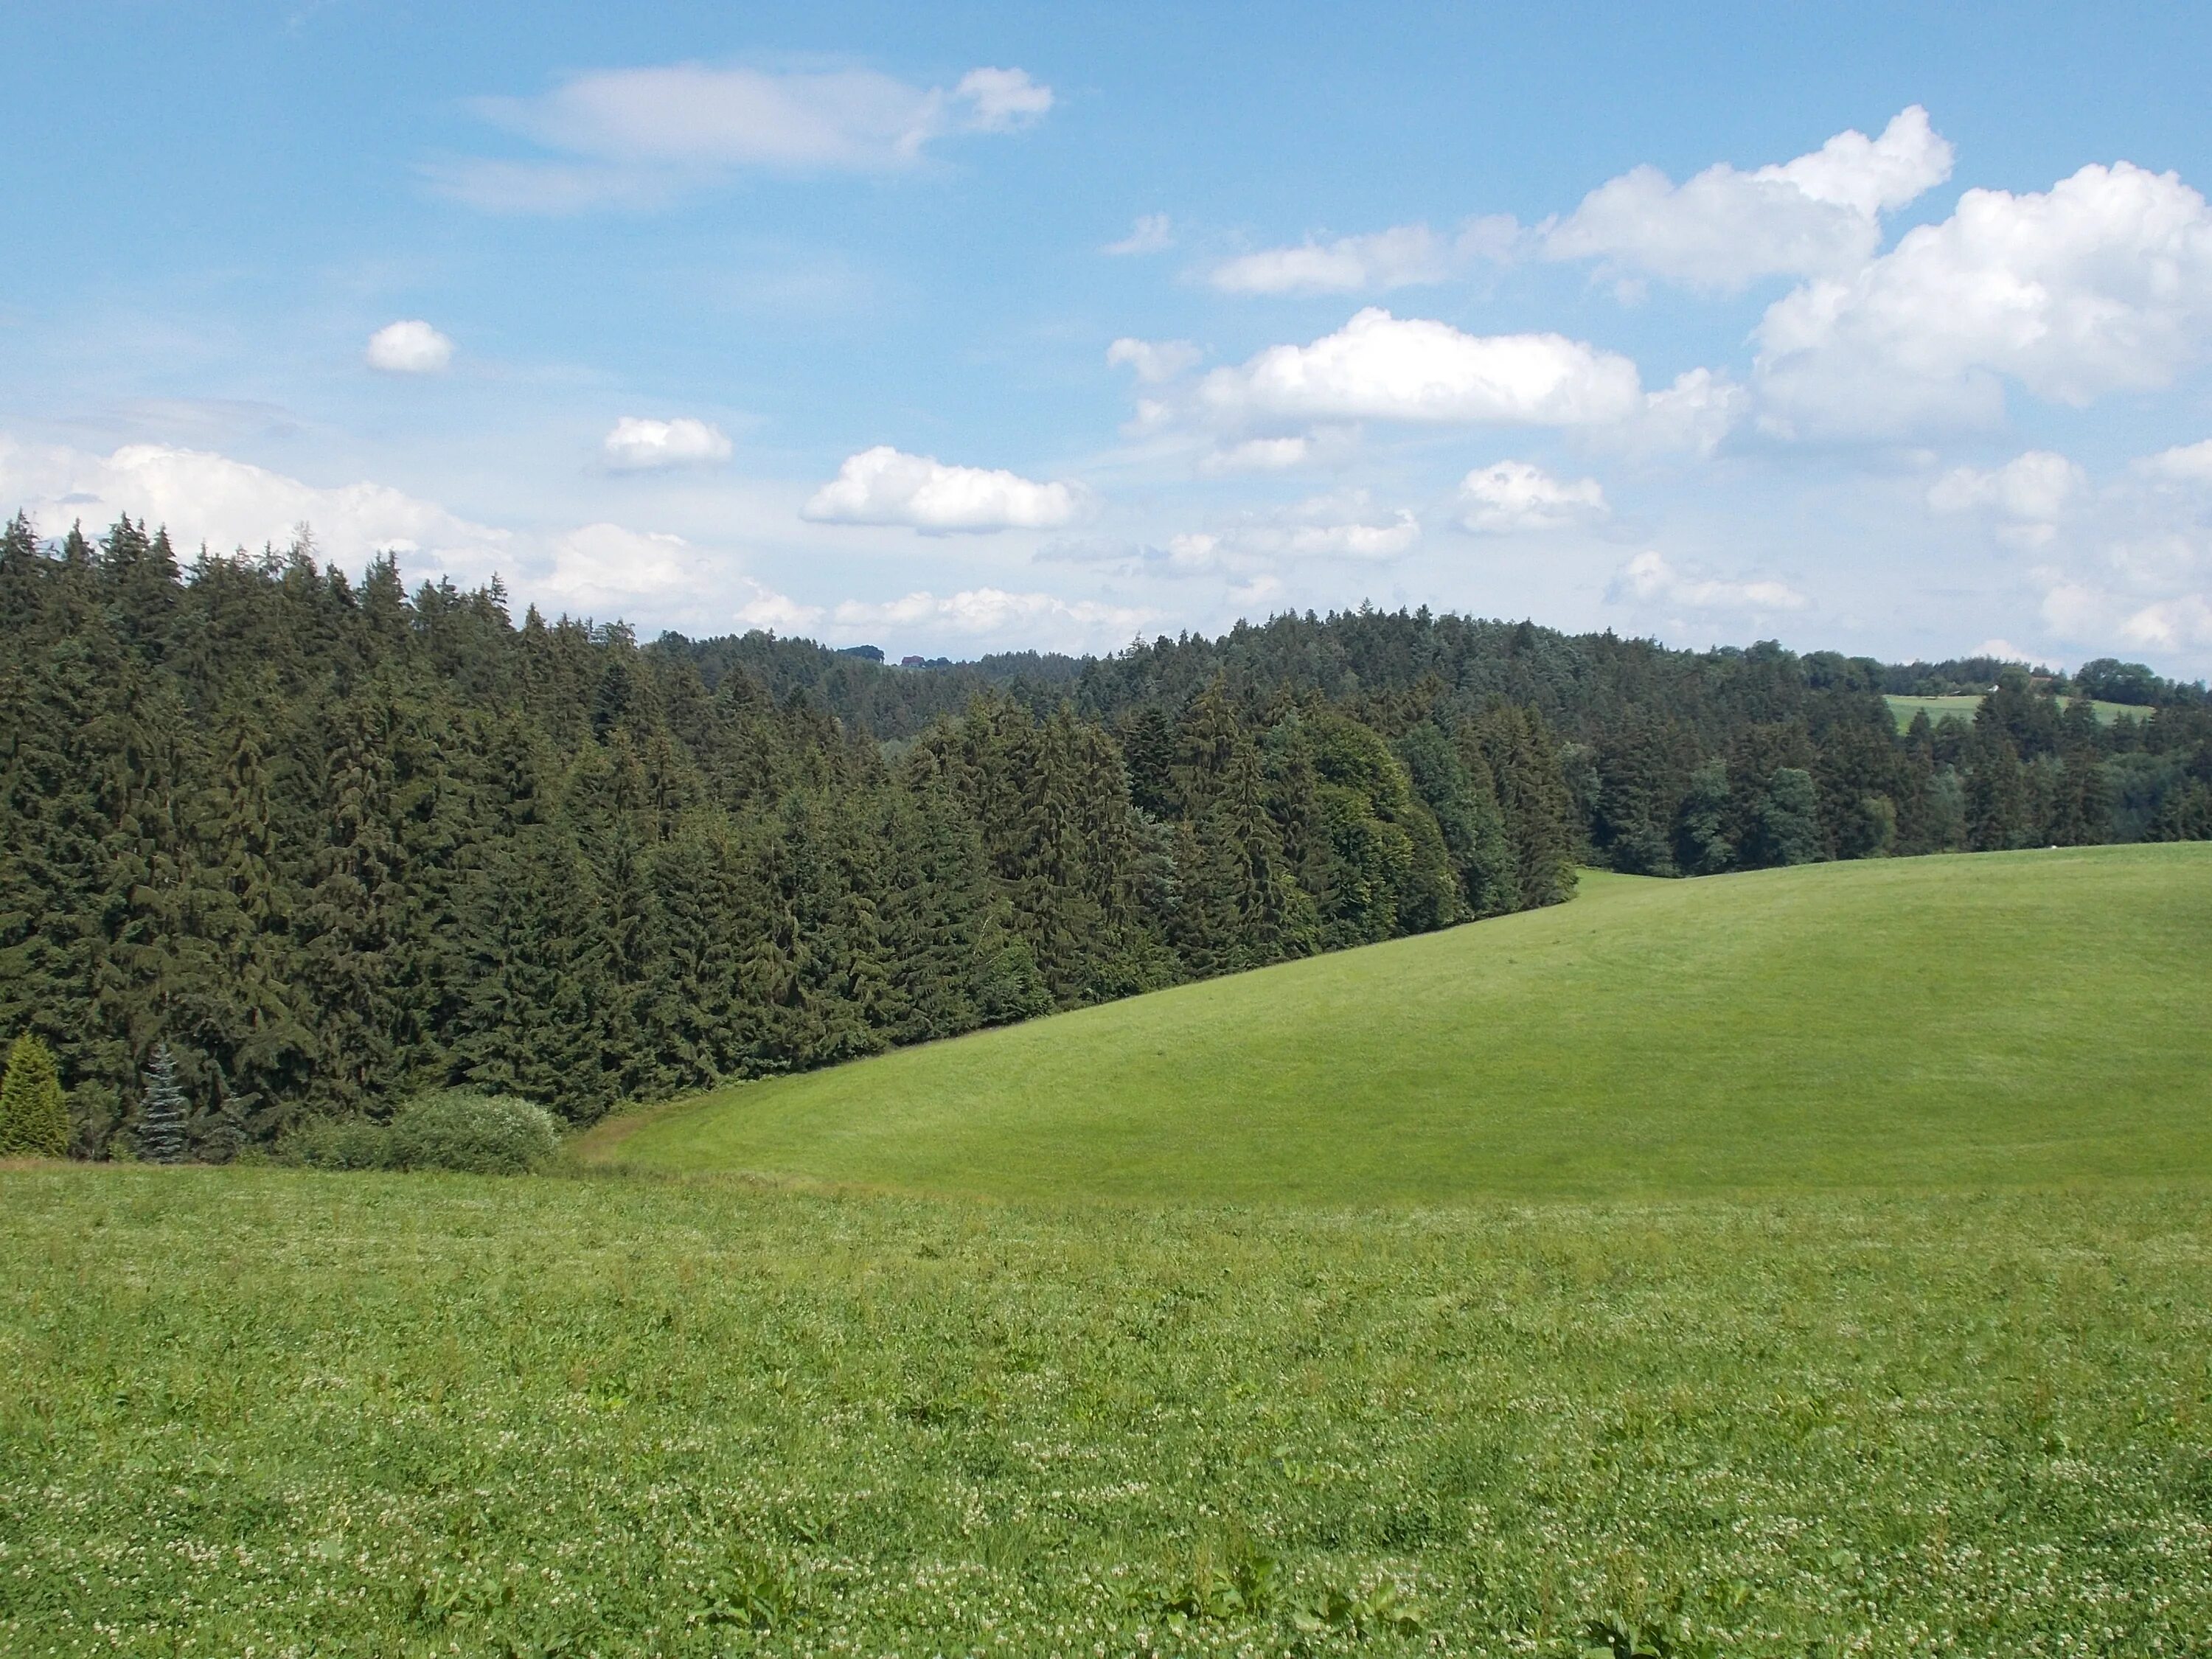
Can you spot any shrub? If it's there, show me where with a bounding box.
[279,1116,395,1171]
[390,1090,561,1175]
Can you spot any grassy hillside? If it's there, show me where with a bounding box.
[10,846,2212,1652]
[592,845,2212,1203]
[1884,692,2145,728]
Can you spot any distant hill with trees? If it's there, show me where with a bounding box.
[2,512,2207,1151]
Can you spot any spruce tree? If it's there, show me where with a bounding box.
[1755,768,1826,866]
[0,1032,70,1158]
[136,1043,189,1164]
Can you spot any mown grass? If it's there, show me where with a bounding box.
[1882,693,2144,730]
[3,1169,2211,1655]
[594,846,2212,1203]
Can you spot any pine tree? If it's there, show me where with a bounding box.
[1755,768,1825,866]
[136,1043,189,1164]
[1119,705,1178,819]
[1673,758,1735,874]
[1964,726,2029,852]
[0,1032,70,1158]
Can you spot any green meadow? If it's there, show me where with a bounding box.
[1882,692,2146,731]
[595,846,2212,1203]
[5,845,2212,1655]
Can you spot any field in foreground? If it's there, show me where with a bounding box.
[3,1171,2210,1656]
[594,846,2212,1202]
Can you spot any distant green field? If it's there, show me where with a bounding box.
[1884,692,2147,730]
[596,845,2212,1203]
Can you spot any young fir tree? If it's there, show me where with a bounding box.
[0,1032,70,1158]
[136,1043,189,1164]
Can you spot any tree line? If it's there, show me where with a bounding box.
[0,517,1576,1155]
[4,515,2206,1156]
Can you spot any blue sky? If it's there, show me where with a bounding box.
[6,1,2212,674]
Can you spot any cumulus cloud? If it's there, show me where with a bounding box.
[545,521,703,612]
[0,437,509,580]
[801,445,1084,533]
[0,435,833,636]
[1608,549,1809,614]
[1754,161,2212,437]
[1106,337,1202,383]
[2011,437,2212,669]
[1619,368,1750,457]
[1164,492,1422,576]
[2039,570,2212,661]
[437,62,1053,210]
[1208,218,1517,296]
[365,320,455,375]
[1195,307,1643,428]
[1105,213,1174,256]
[1927,451,2086,546]
[602,416,733,470]
[2135,438,2212,485]
[1458,461,1609,532]
[1547,107,1953,290]
[731,578,825,634]
[2117,594,2212,650]
[831,587,1152,647]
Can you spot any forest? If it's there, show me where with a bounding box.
[3,512,2208,1155]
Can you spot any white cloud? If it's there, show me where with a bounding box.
[0,437,509,579]
[1166,491,1422,574]
[2042,570,2212,663]
[832,587,1152,647]
[1621,368,1749,457]
[1968,637,2035,663]
[1927,450,2085,545]
[732,578,824,634]
[801,445,1084,533]
[1458,460,1609,532]
[1106,336,1202,383]
[1199,435,1326,473]
[2021,442,2212,669]
[2135,438,2212,485]
[1755,161,2212,437]
[1105,213,1173,256]
[546,521,703,612]
[365,320,454,375]
[1207,217,1518,296]
[953,67,1052,132]
[602,415,733,470]
[440,62,1052,210]
[1196,307,1643,428]
[0,435,838,635]
[1547,108,1952,290]
[2118,594,2212,650]
[1609,549,1810,613]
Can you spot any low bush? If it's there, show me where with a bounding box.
[278,1116,394,1170]
[278,1091,561,1174]
[389,1090,562,1175]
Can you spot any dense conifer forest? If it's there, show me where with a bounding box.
[3,512,2208,1155]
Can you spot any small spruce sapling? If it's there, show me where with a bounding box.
[136,1043,190,1164]
[0,1033,70,1158]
